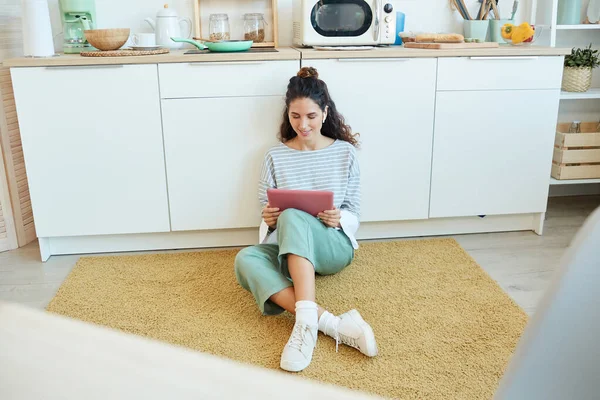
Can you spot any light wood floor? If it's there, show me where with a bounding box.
[1,196,599,316]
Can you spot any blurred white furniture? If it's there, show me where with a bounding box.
[495,204,600,399]
[0,302,378,400]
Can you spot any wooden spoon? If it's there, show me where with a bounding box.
[194,37,221,43]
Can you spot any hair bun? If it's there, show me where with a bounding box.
[297,67,319,79]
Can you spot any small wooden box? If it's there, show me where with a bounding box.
[193,0,278,48]
[551,122,600,180]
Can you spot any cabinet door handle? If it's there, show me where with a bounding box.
[45,65,125,69]
[336,58,411,62]
[469,56,539,60]
[188,61,266,66]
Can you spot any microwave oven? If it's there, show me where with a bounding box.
[293,0,396,47]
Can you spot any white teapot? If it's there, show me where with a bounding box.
[145,4,192,49]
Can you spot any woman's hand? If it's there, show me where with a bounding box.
[262,204,281,229]
[318,208,341,228]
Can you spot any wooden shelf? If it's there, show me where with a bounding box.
[556,24,600,30]
[561,88,600,100]
[550,177,600,185]
[193,0,278,48]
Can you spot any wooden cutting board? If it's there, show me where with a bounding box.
[404,42,500,49]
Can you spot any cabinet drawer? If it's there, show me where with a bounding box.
[158,60,298,98]
[437,56,563,91]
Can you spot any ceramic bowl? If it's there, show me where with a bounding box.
[84,28,130,51]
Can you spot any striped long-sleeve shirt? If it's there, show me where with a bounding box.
[258,139,361,248]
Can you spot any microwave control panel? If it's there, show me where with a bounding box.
[383,3,394,42]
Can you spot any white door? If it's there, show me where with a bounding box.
[162,97,283,231]
[11,65,170,237]
[301,58,437,222]
[429,90,560,218]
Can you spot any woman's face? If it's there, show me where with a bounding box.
[288,97,327,142]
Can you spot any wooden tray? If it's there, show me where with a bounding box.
[80,48,170,57]
[404,42,500,49]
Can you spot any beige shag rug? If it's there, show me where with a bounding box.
[47,238,528,399]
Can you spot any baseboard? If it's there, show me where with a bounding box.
[549,184,600,197]
[39,213,542,262]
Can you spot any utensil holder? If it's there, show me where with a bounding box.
[463,20,489,41]
[489,19,513,42]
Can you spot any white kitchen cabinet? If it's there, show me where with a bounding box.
[10,65,170,237]
[161,96,283,231]
[429,89,560,218]
[437,56,563,91]
[158,60,298,99]
[301,58,437,222]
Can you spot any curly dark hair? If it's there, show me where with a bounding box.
[278,67,359,147]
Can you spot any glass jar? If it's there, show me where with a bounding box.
[569,121,582,133]
[243,13,266,42]
[209,14,230,41]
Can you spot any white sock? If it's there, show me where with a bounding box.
[318,310,341,336]
[295,300,318,327]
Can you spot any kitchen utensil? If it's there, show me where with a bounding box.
[404,42,499,49]
[458,0,472,19]
[511,1,519,20]
[483,0,494,19]
[145,4,192,49]
[171,37,253,52]
[209,13,230,41]
[194,37,222,43]
[450,0,472,19]
[21,0,55,57]
[83,28,130,51]
[490,0,501,19]
[477,0,485,20]
[58,0,97,54]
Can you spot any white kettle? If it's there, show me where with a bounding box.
[145,4,192,49]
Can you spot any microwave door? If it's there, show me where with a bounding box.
[311,0,373,38]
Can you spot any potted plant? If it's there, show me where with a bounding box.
[562,44,600,92]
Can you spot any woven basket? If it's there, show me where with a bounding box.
[562,67,593,92]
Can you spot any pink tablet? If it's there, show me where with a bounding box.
[267,188,334,217]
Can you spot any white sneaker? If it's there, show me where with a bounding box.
[322,310,378,357]
[280,322,318,372]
